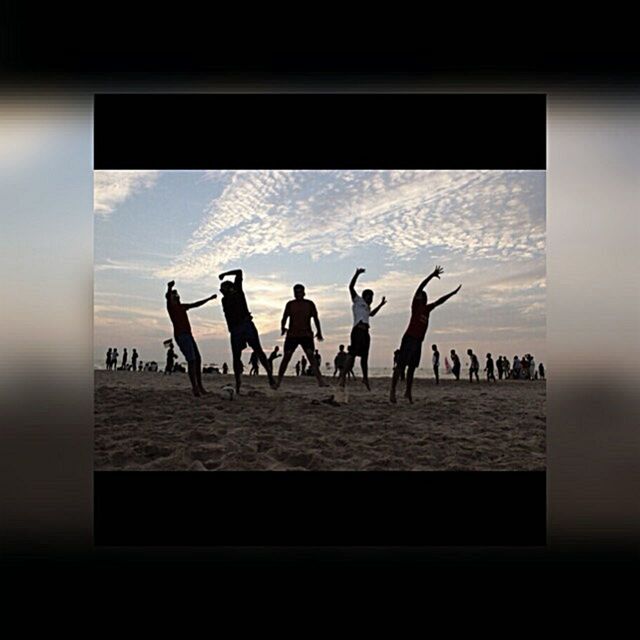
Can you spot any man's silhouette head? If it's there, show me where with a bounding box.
[362,289,374,305]
[220,281,235,296]
[293,284,305,300]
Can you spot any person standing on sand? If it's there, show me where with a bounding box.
[390,266,461,403]
[334,345,347,378]
[131,348,138,372]
[165,342,178,374]
[275,283,328,388]
[467,348,480,382]
[112,348,118,371]
[450,349,461,380]
[165,280,216,396]
[218,268,276,394]
[295,360,301,376]
[485,353,496,382]
[268,346,281,368]
[496,355,504,380]
[121,348,128,371]
[105,348,112,370]
[300,355,307,375]
[222,362,229,375]
[432,344,440,384]
[340,268,387,391]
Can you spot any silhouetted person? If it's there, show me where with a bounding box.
[165,343,178,374]
[340,268,387,391]
[131,348,138,371]
[295,361,301,376]
[218,268,276,394]
[165,280,216,396]
[390,266,461,403]
[467,348,480,382]
[432,344,440,384]
[300,355,307,375]
[121,348,128,371]
[496,355,504,380]
[249,351,260,375]
[268,346,282,370]
[222,362,229,375]
[450,349,461,380]
[485,353,496,382]
[513,356,521,379]
[112,348,118,370]
[105,348,112,370]
[275,284,328,388]
[529,355,536,381]
[538,362,545,379]
[334,345,348,378]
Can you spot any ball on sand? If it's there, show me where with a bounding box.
[221,385,235,400]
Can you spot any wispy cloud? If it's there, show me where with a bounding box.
[94,170,159,215]
[161,170,545,282]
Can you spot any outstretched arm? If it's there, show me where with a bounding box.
[415,266,444,297]
[165,280,175,300]
[281,303,290,336]
[369,296,387,317]
[432,284,462,308]
[183,294,217,310]
[349,268,366,300]
[218,269,243,285]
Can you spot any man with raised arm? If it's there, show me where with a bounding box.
[390,266,461,403]
[165,280,217,397]
[275,283,328,388]
[339,267,387,391]
[218,268,276,393]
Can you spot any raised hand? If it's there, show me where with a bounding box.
[433,265,444,279]
[454,284,462,294]
[380,296,387,306]
[316,332,324,342]
[218,273,225,281]
[167,280,175,288]
[355,267,366,276]
[210,294,217,300]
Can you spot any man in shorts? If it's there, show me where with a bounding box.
[218,268,276,393]
[339,267,387,390]
[390,266,461,403]
[467,348,480,382]
[165,280,217,396]
[275,283,328,388]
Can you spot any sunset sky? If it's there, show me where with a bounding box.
[94,170,545,372]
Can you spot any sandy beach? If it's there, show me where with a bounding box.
[94,370,545,471]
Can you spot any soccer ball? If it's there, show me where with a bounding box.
[221,385,235,400]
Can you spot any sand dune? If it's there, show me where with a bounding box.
[94,371,545,471]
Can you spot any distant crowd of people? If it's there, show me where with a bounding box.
[105,347,142,371]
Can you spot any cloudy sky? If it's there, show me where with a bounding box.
[94,170,546,372]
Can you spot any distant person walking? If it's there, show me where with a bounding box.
[485,353,496,382]
[165,280,217,396]
[340,268,387,391]
[496,355,504,380]
[390,266,461,403]
[218,268,276,393]
[165,343,178,374]
[131,348,138,372]
[467,348,480,382]
[275,283,327,388]
[450,349,461,380]
[432,344,440,384]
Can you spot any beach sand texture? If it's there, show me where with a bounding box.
[95,371,545,471]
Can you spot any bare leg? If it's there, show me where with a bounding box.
[195,356,207,394]
[361,354,371,390]
[390,366,402,403]
[276,350,295,388]
[256,348,277,388]
[434,365,439,384]
[303,347,328,387]
[404,366,415,403]
[187,361,201,397]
